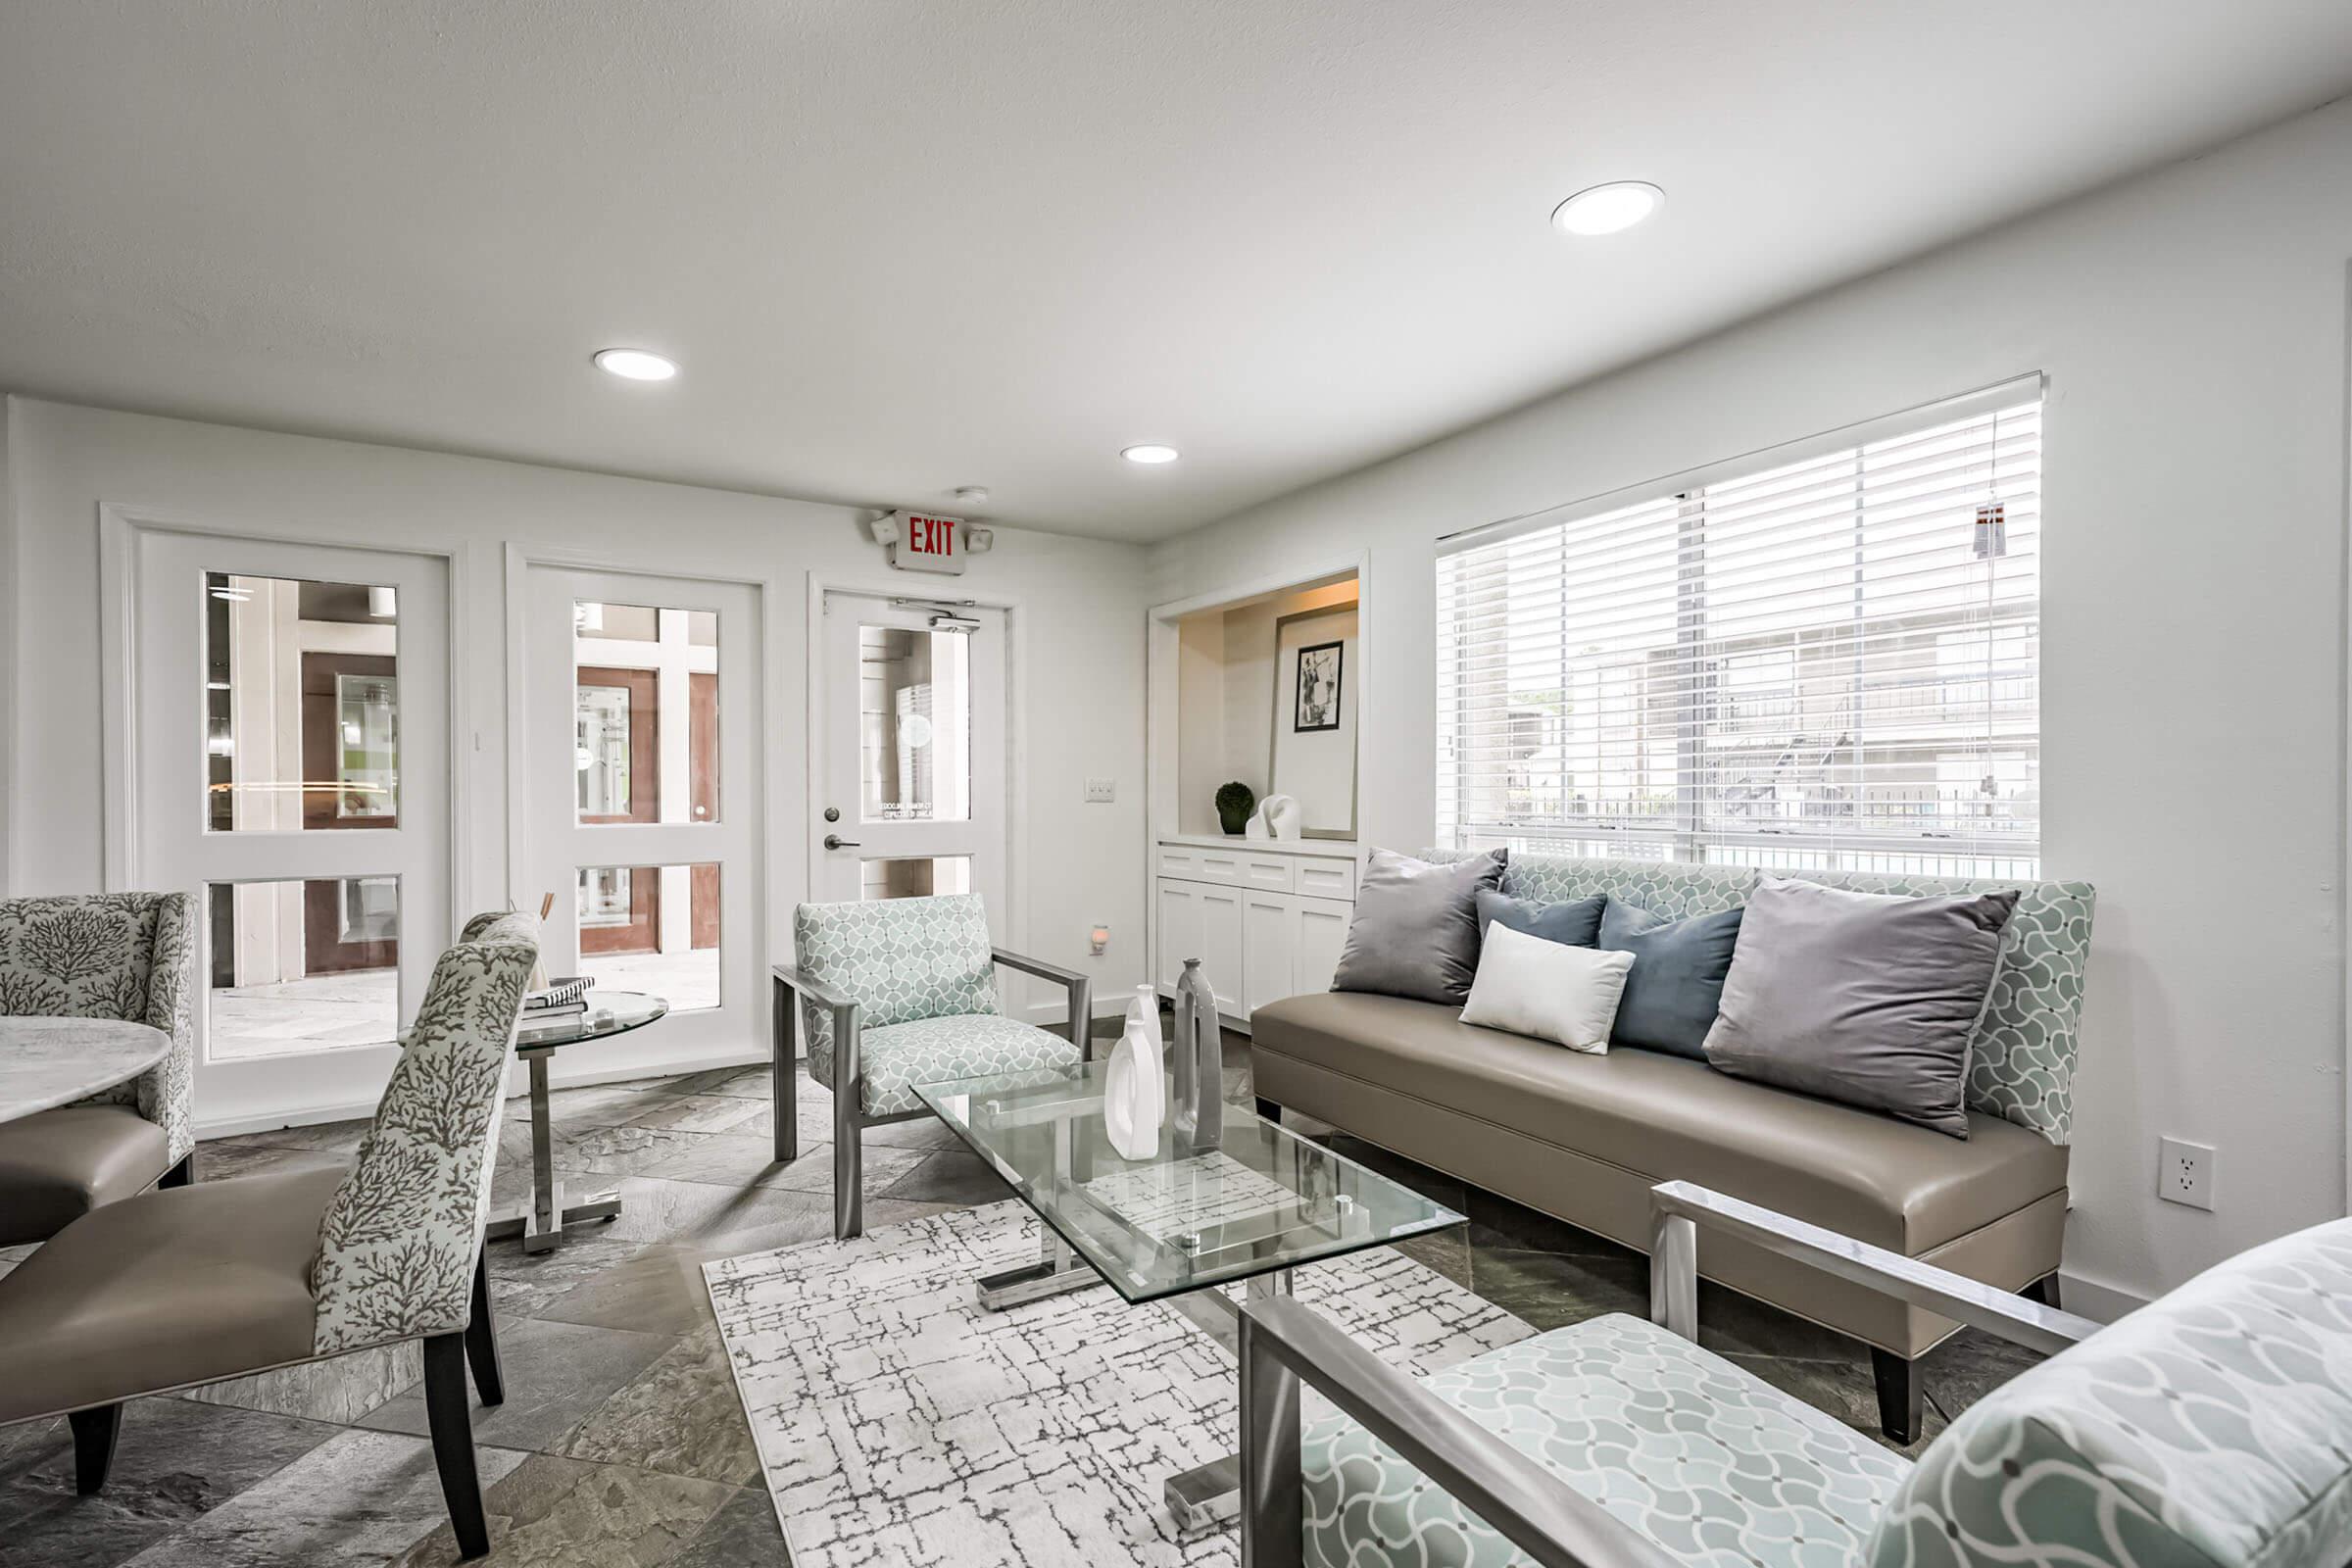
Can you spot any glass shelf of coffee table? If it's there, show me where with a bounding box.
[916,1058,1465,1528]
[918,1059,1460,1303]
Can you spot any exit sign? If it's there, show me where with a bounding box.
[875,511,967,575]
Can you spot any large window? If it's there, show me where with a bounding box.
[1436,386,2041,877]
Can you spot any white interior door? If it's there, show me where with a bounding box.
[131,529,450,1128]
[815,593,1006,926]
[523,566,762,1065]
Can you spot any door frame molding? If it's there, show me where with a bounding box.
[97,503,474,913]
[804,573,1032,1008]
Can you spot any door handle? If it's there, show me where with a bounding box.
[823,834,861,851]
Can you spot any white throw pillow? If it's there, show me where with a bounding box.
[1459,923,1634,1054]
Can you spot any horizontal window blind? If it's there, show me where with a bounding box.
[1436,393,2041,877]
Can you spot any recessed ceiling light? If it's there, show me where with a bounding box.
[1550,181,1664,237]
[593,347,678,381]
[1122,444,1180,465]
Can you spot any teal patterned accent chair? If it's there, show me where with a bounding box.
[0,916,534,1561]
[774,893,1093,1239]
[1239,1181,2352,1568]
[0,892,198,1244]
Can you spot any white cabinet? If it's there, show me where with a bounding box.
[1198,883,1246,1016]
[1241,890,1295,1014]
[1155,878,1204,996]
[1289,894,1353,996]
[1153,838,1357,1032]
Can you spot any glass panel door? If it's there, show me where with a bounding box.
[817,594,1006,917]
[524,567,760,1068]
[134,531,450,1127]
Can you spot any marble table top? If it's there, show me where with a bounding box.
[0,1017,171,1123]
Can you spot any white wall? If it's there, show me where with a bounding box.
[2,398,1152,1116]
[1151,98,2352,1313]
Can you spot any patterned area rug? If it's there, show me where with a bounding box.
[705,1200,1528,1566]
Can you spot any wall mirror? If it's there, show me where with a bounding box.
[1268,603,1358,838]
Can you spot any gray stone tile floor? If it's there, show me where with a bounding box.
[0,1021,2040,1564]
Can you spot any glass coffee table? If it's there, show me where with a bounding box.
[916,1059,1463,1527]
[486,990,668,1253]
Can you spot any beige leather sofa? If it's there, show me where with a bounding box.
[1249,850,2094,1444]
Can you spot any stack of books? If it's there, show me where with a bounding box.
[523,976,595,1017]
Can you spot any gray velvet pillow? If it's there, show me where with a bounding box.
[1332,849,1507,1005]
[1701,878,2020,1138]
[1475,889,1605,950]
[1597,901,1744,1058]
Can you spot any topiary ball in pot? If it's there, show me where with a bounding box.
[1215,781,1256,836]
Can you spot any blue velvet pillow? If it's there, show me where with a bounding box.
[1475,889,1606,950]
[1597,901,1745,1058]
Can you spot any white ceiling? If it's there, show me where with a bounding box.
[3,3,2349,542]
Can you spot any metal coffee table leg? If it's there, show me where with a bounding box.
[975,1106,1095,1309]
[974,1228,1098,1308]
[485,1050,620,1251]
[1162,1268,1293,1529]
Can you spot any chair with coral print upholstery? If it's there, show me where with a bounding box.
[0,911,537,1562]
[0,892,198,1245]
[772,893,1093,1239]
[1238,1179,2352,1568]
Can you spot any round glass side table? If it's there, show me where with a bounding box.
[489,991,669,1253]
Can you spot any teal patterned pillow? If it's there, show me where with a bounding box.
[1869,1216,2352,1568]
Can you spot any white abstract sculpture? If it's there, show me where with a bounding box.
[1103,989,1166,1160]
[1255,794,1301,840]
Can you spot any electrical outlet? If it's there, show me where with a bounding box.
[1083,776,1116,804]
[2159,1137,2216,1210]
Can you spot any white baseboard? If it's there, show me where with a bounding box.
[197,1102,384,1140]
[192,1045,772,1141]
[2053,1268,2150,1324]
[1018,998,1134,1025]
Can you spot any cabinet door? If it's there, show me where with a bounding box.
[1290,896,1354,997]
[1198,883,1247,1017]
[1241,891,1296,1015]
[1155,878,1203,996]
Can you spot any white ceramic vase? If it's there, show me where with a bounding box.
[1123,982,1160,1052]
[1102,1014,1166,1161]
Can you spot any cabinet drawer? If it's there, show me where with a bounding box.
[1187,849,1295,893]
[1156,845,1200,879]
[1294,856,1357,902]
[1235,855,1295,893]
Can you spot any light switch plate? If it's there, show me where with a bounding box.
[2158,1136,2216,1210]
[1083,777,1115,804]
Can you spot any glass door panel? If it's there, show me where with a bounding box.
[858,623,970,823]
[525,568,760,1070]
[134,530,449,1129]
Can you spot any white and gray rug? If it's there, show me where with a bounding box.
[705,1200,1528,1567]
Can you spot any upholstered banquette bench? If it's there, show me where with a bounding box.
[1249,850,2094,1443]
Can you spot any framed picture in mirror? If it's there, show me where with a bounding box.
[1294,641,1343,731]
